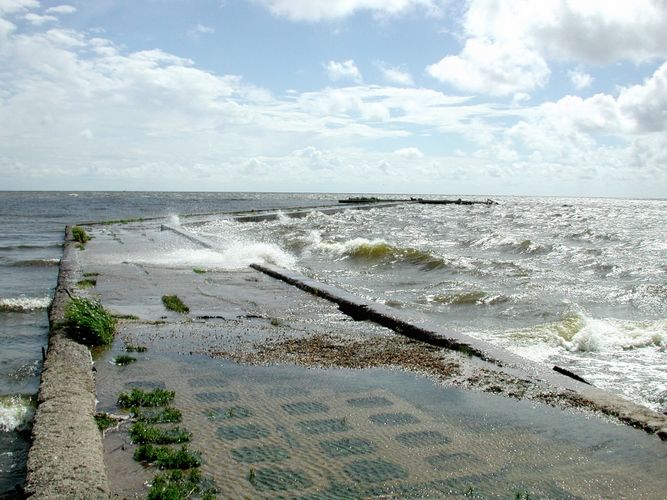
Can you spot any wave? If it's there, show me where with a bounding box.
[514,311,666,353]
[0,243,62,251]
[123,243,297,271]
[0,296,51,312]
[0,394,36,432]
[9,258,60,268]
[466,234,552,254]
[310,237,447,271]
[428,291,509,306]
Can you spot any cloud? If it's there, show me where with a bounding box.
[427,38,550,95]
[325,59,362,83]
[0,0,39,15]
[393,147,423,159]
[24,12,57,25]
[568,68,593,90]
[428,0,667,96]
[378,63,414,86]
[45,5,76,15]
[188,23,215,38]
[251,0,442,22]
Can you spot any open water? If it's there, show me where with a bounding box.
[0,191,665,495]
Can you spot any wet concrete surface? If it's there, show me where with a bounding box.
[70,215,667,498]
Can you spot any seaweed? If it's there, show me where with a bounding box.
[134,444,202,469]
[64,297,116,346]
[130,422,191,445]
[117,388,175,408]
[162,295,190,314]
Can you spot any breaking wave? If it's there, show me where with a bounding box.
[466,234,552,254]
[0,395,35,433]
[514,311,666,353]
[0,297,51,312]
[307,235,447,271]
[427,291,509,306]
[125,244,297,271]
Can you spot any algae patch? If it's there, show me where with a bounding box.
[162,295,190,314]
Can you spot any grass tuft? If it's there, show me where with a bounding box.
[64,297,116,346]
[125,344,147,352]
[162,295,189,314]
[71,226,91,248]
[117,388,175,408]
[94,412,118,431]
[193,268,206,274]
[147,469,216,500]
[76,278,97,288]
[133,407,182,424]
[113,355,137,366]
[134,444,202,469]
[130,422,191,444]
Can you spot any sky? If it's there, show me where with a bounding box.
[1,0,666,197]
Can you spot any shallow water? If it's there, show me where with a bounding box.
[192,197,667,411]
[0,191,335,496]
[97,351,667,498]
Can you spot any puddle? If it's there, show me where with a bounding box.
[96,351,667,498]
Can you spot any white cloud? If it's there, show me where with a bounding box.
[378,63,414,86]
[428,0,667,96]
[0,0,39,15]
[568,68,593,90]
[45,5,76,15]
[325,59,362,83]
[252,0,442,22]
[24,12,57,25]
[427,38,549,95]
[393,147,423,159]
[188,23,215,38]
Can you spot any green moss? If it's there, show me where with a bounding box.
[133,407,182,424]
[162,295,189,314]
[117,388,175,408]
[64,297,116,346]
[193,268,206,274]
[147,469,216,500]
[130,422,191,445]
[71,226,90,246]
[94,412,117,431]
[113,355,137,366]
[125,344,147,352]
[113,314,140,320]
[134,444,202,469]
[99,217,146,225]
[76,278,97,288]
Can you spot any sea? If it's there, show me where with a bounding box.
[0,191,665,495]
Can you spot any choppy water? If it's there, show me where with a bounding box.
[192,196,667,412]
[0,191,332,496]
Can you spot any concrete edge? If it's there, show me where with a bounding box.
[24,226,110,499]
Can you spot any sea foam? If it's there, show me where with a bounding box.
[0,297,51,312]
[0,395,35,433]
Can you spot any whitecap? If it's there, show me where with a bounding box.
[0,296,51,312]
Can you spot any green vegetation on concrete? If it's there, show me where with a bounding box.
[130,422,191,444]
[113,314,140,320]
[125,344,147,352]
[99,217,146,225]
[64,296,116,346]
[113,355,137,366]
[83,271,100,277]
[133,407,182,424]
[117,388,175,408]
[147,469,216,500]
[162,295,190,314]
[94,412,118,432]
[76,278,97,288]
[193,268,206,274]
[134,444,202,469]
[71,226,91,249]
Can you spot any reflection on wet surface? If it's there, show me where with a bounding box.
[97,351,667,498]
